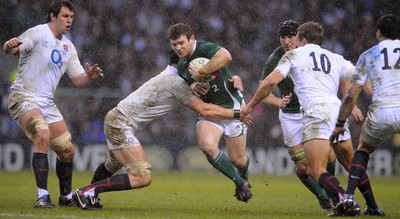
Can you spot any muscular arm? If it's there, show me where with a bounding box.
[337,83,363,121]
[200,48,232,75]
[187,98,251,125]
[243,71,284,114]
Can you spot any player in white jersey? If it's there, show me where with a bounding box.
[330,14,400,217]
[241,22,368,215]
[72,50,251,210]
[3,0,103,208]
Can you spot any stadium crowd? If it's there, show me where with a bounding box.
[0,0,398,153]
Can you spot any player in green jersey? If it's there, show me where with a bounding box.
[168,23,252,202]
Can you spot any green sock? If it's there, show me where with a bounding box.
[297,172,329,200]
[209,151,244,186]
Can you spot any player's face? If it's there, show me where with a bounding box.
[279,35,298,52]
[170,35,195,58]
[55,6,74,34]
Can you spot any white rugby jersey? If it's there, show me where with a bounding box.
[274,44,354,110]
[116,65,197,130]
[11,24,84,99]
[352,39,400,107]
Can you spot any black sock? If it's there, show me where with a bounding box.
[346,150,369,195]
[82,174,131,195]
[56,159,73,196]
[357,174,378,209]
[91,161,115,183]
[32,153,49,190]
[326,160,336,176]
[318,172,345,206]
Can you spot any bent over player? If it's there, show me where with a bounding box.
[3,0,104,208]
[72,50,251,210]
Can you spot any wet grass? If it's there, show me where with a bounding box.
[0,171,399,218]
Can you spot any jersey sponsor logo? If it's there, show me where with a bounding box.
[51,49,63,68]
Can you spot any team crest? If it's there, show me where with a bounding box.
[63,44,69,51]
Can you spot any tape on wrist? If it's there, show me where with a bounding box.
[234,109,240,119]
[336,119,346,128]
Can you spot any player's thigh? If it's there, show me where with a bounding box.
[302,139,331,177]
[195,120,223,148]
[224,134,247,157]
[111,146,148,166]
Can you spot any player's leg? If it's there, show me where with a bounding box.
[48,120,76,207]
[19,108,54,208]
[342,118,386,216]
[224,134,248,180]
[74,146,151,210]
[90,150,121,183]
[303,139,345,206]
[288,144,331,210]
[196,121,245,186]
[224,134,252,202]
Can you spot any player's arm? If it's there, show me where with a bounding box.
[71,63,104,87]
[259,80,291,108]
[3,37,22,55]
[187,98,252,125]
[242,71,284,115]
[340,79,364,121]
[192,48,232,76]
[330,83,363,144]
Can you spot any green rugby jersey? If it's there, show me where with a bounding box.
[177,40,243,109]
[260,46,300,113]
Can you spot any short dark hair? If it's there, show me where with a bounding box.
[47,0,74,22]
[297,22,324,45]
[377,14,400,40]
[169,49,180,65]
[167,23,193,41]
[278,20,299,37]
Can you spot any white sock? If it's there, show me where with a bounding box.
[37,188,49,198]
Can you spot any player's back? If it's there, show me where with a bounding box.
[355,39,400,107]
[278,44,354,110]
[116,65,196,129]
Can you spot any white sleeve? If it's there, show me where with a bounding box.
[18,27,41,54]
[66,43,85,79]
[274,52,293,78]
[339,57,355,81]
[351,54,368,85]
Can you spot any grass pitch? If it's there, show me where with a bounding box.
[0,171,399,218]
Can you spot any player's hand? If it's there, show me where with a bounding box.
[228,75,243,92]
[329,127,345,147]
[86,63,104,79]
[279,93,292,108]
[190,82,209,97]
[240,112,252,125]
[189,61,204,82]
[4,37,22,55]
[351,105,364,121]
[5,38,22,49]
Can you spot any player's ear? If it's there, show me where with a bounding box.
[50,12,57,21]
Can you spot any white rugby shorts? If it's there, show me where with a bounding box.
[196,118,247,137]
[279,110,302,147]
[302,102,351,143]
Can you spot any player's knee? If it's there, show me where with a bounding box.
[105,151,123,173]
[51,132,74,161]
[25,115,49,140]
[125,162,153,188]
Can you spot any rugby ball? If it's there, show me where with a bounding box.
[189,57,219,82]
